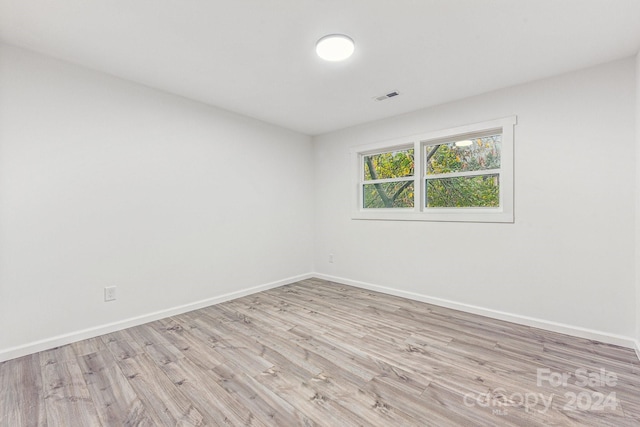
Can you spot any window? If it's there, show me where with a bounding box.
[363,147,414,208]
[425,133,501,208]
[351,116,516,222]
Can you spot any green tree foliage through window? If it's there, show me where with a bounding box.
[354,117,515,222]
[427,175,499,208]
[363,149,414,208]
[361,135,502,209]
[426,135,501,208]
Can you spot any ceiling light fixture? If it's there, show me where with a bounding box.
[455,139,473,147]
[316,34,355,61]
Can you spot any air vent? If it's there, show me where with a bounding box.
[374,91,400,101]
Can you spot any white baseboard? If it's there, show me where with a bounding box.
[4,272,637,363]
[314,273,639,353]
[0,273,313,363]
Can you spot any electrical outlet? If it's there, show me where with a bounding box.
[104,286,117,302]
[329,253,334,263]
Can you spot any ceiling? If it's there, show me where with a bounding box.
[1,1,640,136]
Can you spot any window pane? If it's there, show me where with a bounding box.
[363,181,414,208]
[426,135,501,175]
[426,175,499,208]
[364,149,414,181]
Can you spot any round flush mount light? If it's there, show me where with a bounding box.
[455,139,473,147]
[316,34,355,61]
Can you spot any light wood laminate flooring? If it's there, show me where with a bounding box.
[2,278,639,426]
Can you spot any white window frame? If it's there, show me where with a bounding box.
[351,116,516,223]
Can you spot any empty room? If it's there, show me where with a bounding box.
[1,1,640,426]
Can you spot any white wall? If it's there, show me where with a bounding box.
[0,44,313,359]
[1,42,637,361]
[636,51,640,353]
[313,58,637,342]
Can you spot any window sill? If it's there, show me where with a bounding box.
[352,209,514,223]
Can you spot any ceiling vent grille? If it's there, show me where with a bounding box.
[374,91,400,101]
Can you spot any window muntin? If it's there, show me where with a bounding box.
[351,116,515,223]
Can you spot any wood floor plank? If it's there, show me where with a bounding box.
[252,364,366,427]
[212,363,312,426]
[152,317,227,371]
[364,376,483,427]
[150,350,268,426]
[112,351,206,426]
[70,337,107,358]
[40,350,102,427]
[302,363,422,426]
[213,306,324,380]
[0,354,47,427]
[76,350,154,426]
[2,279,640,426]
[182,312,274,377]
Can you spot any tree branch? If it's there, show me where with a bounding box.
[365,157,393,207]
[426,144,441,164]
[391,180,413,202]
